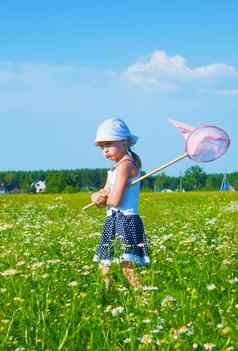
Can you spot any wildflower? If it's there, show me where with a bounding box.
[31,262,44,270]
[142,286,159,291]
[179,322,193,336]
[111,306,124,316]
[220,326,231,336]
[105,305,113,312]
[81,271,90,276]
[206,218,217,225]
[14,297,24,304]
[171,321,194,339]
[193,343,198,349]
[0,223,14,230]
[79,292,87,299]
[123,338,131,344]
[161,233,173,241]
[222,259,232,266]
[161,295,176,307]
[207,283,216,291]
[229,277,238,284]
[223,201,238,213]
[1,268,18,277]
[140,334,153,345]
[178,325,188,334]
[47,259,61,264]
[217,321,224,329]
[1,319,10,324]
[171,328,179,340]
[151,327,163,333]
[143,319,151,324]
[68,281,78,287]
[204,343,216,350]
[154,320,164,331]
[41,273,49,279]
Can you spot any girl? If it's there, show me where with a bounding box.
[91,118,150,289]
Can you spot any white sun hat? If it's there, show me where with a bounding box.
[94,118,138,146]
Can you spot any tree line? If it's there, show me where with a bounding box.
[0,166,237,193]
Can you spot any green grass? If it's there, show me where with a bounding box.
[0,192,238,350]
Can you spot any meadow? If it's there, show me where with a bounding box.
[0,192,238,351]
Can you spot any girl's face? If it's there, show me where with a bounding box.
[98,141,127,162]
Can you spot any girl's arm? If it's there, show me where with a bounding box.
[91,174,110,207]
[106,160,133,207]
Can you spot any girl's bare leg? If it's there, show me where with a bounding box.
[99,264,110,289]
[121,261,141,289]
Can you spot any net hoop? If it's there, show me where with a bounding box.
[185,125,230,163]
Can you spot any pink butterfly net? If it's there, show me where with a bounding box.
[169,119,230,163]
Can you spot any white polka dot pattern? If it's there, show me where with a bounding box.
[94,210,150,266]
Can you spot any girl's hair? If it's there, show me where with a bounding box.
[128,146,142,169]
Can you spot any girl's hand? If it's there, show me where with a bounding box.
[91,190,109,207]
[99,187,111,196]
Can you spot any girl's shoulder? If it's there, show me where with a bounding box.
[114,155,139,178]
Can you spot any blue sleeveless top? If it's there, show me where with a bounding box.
[106,157,140,216]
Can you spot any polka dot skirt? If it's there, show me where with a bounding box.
[93,210,150,266]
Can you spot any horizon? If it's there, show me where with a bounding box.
[0,165,236,177]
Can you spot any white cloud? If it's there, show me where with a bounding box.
[0,56,237,116]
[123,50,238,88]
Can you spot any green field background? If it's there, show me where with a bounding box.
[0,193,238,350]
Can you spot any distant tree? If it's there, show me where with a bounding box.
[154,173,169,191]
[20,174,34,193]
[154,173,179,191]
[230,172,238,190]
[205,174,223,191]
[141,174,155,191]
[4,172,18,191]
[0,167,236,193]
[183,166,207,191]
[63,185,76,193]
[46,171,66,193]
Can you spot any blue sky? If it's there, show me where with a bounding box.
[0,1,237,175]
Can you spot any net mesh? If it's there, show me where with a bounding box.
[186,126,230,162]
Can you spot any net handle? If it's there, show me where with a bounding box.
[82,152,188,210]
[131,153,188,185]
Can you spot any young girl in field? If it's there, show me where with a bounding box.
[91,118,150,289]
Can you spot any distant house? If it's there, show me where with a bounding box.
[161,188,173,193]
[33,180,46,193]
[0,182,6,194]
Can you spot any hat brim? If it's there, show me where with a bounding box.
[95,134,138,146]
